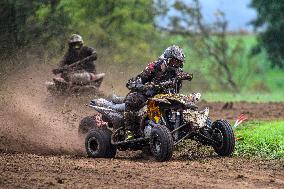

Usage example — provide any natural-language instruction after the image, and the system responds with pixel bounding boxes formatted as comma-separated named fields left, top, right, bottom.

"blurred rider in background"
left=53, top=34, right=104, bottom=87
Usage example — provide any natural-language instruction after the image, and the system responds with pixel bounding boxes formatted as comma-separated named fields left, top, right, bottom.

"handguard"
left=126, top=79, right=171, bottom=93
left=126, top=78, right=145, bottom=91
left=126, top=72, right=192, bottom=93
left=177, top=72, right=193, bottom=81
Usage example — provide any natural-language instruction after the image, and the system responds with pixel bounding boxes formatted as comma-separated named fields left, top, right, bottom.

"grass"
left=203, top=92, right=284, bottom=102
left=234, top=121, right=284, bottom=159
left=265, top=69, right=284, bottom=92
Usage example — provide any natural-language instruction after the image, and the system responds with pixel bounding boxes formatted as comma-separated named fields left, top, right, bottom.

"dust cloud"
left=0, top=62, right=96, bottom=155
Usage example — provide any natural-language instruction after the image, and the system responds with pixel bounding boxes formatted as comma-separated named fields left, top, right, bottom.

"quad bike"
left=46, top=56, right=105, bottom=95
left=79, top=81, right=235, bottom=162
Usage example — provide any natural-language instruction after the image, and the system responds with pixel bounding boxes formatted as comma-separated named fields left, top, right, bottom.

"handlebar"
left=52, top=54, right=96, bottom=75
left=127, top=72, right=193, bottom=94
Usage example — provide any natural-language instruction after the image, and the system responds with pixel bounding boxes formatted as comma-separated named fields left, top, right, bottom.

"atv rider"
left=125, top=45, right=193, bottom=140
left=53, top=34, right=104, bottom=87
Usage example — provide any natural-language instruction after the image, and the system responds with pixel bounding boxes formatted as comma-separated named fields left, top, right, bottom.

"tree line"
left=0, top=0, right=282, bottom=91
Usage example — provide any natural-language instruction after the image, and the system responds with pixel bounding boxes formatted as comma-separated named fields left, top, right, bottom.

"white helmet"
left=69, top=34, right=83, bottom=44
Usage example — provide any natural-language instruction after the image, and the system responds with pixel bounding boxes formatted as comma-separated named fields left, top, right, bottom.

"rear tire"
left=211, top=120, right=235, bottom=156
left=104, top=129, right=117, bottom=158
left=85, top=128, right=117, bottom=158
left=150, top=125, right=173, bottom=162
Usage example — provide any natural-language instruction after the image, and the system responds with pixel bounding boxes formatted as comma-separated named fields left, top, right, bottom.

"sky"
left=199, top=0, right=257, bottom=31
left=163, top=0, right=257, bottom=31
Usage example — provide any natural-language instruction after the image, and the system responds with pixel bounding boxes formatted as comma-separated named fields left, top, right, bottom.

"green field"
left=234, top=121, right=284, bottom=159
left=161, top=34, right=284, bottom=102
left=203, top=92, right=284, bottom=102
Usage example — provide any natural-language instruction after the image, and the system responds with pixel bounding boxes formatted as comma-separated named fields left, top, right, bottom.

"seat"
left=109, top=103, right=125, bottom=112
left=109, top=94, right=125, bottom=104
left=91, top=98, right=125, bottom=112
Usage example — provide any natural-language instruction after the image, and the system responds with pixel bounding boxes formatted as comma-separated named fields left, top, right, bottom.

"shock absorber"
left=173, top=111, right=181, bottom=140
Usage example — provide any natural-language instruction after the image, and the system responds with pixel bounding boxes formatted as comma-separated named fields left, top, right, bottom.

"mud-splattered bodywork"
left=84, top=92, right=235, bottom=159
left=148, top=93, right=209, bottom=128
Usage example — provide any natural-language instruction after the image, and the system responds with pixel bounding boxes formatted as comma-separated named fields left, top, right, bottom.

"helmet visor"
left=70, top=42, right=82, bottom=49
left=170, top=58, right=184, bottom=68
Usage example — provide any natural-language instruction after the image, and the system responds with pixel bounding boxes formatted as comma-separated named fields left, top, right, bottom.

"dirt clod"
left=236, top=174, right=245, bottom=179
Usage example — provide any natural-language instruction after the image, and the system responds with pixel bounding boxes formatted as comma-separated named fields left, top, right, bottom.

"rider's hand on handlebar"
left=186, top=73, right=193, bottom=81
left=177, top=72, right=193, bottom=81
left=160, top=80, right=175, bottom=88
left=143, top=82, right=155, bottom=90
left=52, top=69, right=60, bottom=74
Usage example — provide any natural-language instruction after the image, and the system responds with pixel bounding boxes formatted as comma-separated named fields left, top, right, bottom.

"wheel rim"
left=88, top=137, right=99, bottom=154
left=151, top=134, right=162, bottom=155
left=212, top=128, right=224, bottom=149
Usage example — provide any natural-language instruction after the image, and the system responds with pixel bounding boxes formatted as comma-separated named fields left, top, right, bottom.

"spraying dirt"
left=0, top=63, right=87, bottom=155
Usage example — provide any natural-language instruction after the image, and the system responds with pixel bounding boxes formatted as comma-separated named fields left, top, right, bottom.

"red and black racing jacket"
left=126, top=58, right=192, bottom=96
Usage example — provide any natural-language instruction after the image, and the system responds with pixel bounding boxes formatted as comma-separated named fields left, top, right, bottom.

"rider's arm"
left=138, top=62, right=157, bottom=84
left=85, top=47, right=97, bottom=61
left=176, top=68, right=193, bottom=81
left=126, top=62, right=156, bottom=91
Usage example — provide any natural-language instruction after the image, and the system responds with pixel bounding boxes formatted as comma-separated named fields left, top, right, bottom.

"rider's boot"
left=125, top=130, right=134, bottom=140
left=124, top=111, right=136, bottom=140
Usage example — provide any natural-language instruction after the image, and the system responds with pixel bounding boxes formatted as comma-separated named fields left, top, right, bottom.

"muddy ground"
left=0, top=153, right=283, bottom=189
left=0, top=63, right=283, bottom=188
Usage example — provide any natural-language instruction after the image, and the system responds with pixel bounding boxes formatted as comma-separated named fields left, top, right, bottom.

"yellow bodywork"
left=147, top=100, right=161, bottom=123
left=147, top=94, right=188, bottom=123
left=147, top=93, right=198, bottom=123
left=147, top=93, right=208, bottom=128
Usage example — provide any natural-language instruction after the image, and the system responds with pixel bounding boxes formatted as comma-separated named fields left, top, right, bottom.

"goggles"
left=70, top=42, right=82, bottom=49
left=170, top=58, right=184, bottom=68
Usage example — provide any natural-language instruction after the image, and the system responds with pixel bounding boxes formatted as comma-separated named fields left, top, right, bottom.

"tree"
left=0, top=0, right=160, bottom=66
left=60, top=0, right=158, bottom=63
left=161, top=0, right=244, bottom=91
left=250, top=0, right=284, bottom=69
left=0, top=0, right=71, bottom=57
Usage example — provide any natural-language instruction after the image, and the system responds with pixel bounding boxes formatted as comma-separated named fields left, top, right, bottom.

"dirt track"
left=0, top=63, right=284, bottom=188
left=199, top=101, right=284, bottom=121
left=1, top=153, right=283, bottom=189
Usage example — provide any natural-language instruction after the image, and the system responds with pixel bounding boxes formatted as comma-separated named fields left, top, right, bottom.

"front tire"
left=150, top=125, right=174, bottom=162
left=85, top=128, right=117, bottom=158
left=211, top=120, right=235, bottom=156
